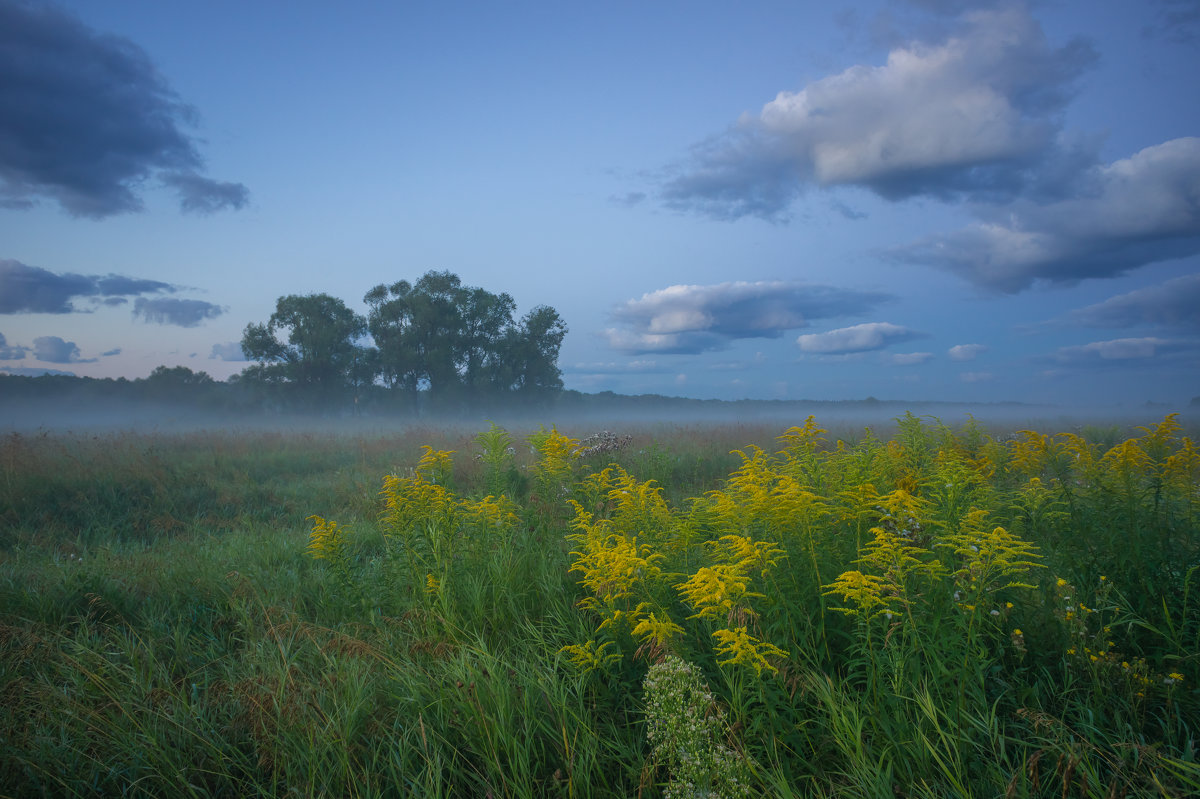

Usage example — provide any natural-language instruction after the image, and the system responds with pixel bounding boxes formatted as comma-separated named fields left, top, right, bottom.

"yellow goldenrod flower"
left=560, top=639, right=621, bottom=672
left=528, top=425, right=580, bottom=493
left=415, top=445, right=456, bottom=484
left=631, top=610, right=685, bottom=649
left=676, top=563, right=756, bottom=621
left=822, top=570, right=896, bottom=619
left=570, top=532, right=663, bottom=604
left=718, top=534, right=784, bottom=579
left=305, top=515, right=348, bottom=562
left=711, top=626, right=787, bottom=675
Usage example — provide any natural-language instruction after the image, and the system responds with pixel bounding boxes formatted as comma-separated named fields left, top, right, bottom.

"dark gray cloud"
left=161, top=171, right=250, bottom=215
left=658, top=7, right=1096, bottom=221
left=890, top=138, right=1200, bottom=292
left=100, top=347, right=121, bottom=357
left=1144, top=0, right=1200, bottom=44
left=603, top=280, right=891, bottom=354
left=0, top=331, right=27, bottom=359
left=796, top=322, right=923, bottom=354
left=133, top=297, right=225, bottom=327
left=32, top=335, right=95, bottom=363
left=0, top=0, right=248, bottom=217
left=209, top=341, right=248, bottom=361
left=1, top=259, right=96, bottom=313
left=94, top=274, right=176, bottom=296
left=1059, top=274, right=1200, bottom=330
left=0, top=258, right=176, bottom=313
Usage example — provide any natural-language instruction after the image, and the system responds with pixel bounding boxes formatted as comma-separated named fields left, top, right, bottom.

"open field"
left=2, top=413, right=1199, bottom=797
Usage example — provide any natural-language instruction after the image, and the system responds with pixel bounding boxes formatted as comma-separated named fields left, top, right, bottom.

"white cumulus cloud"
left=659, top=6, right=1095, bottom=219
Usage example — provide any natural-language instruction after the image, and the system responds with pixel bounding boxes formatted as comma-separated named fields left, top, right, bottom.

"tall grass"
left=1, top=415, right=1197, bottom=797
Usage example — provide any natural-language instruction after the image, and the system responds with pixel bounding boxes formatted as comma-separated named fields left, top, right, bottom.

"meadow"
left=1, top=414, right=1197, bottom=797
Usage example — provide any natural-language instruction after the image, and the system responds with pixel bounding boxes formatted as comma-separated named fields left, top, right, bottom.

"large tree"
left=364, top=270, right=566, bottom=410
left=240, top=293, right=368, bottom=411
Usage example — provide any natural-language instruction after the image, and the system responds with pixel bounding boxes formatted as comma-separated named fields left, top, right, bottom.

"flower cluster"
left=527, top=425, right=579, bottom=498
left=643, top=656, right=754, bottom=799
left=575, top=430, right=633, bottom=458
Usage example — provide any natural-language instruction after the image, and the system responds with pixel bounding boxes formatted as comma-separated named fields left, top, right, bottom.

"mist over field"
left=2, top=391, right=1193, bottom=438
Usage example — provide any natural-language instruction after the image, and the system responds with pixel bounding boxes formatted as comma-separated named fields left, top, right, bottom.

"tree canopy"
left=239, top=271, right=566, bottom=413
left=240, top=293, right=370, bottom=411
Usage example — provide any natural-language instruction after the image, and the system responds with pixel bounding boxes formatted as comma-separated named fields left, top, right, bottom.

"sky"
left=1, top=0, right=1198, bottom=407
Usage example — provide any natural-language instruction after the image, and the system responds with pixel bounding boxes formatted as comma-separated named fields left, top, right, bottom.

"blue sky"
left=1, top=0, right=1198, bottom=406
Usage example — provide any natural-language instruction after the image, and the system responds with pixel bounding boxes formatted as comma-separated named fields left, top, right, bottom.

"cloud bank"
left=0, top=259, right=174, bottom=313
left=1, top=259, right=222, bottom=327
left=603, top=280, right=891, bottom=354
left=796, top=322, right=922, bottom=354
left=1049, top=337, right=1200, bottom=366
left=659, top=7, right=1095, bottom=220
left=0, top=0, right=248, bottom=216
left=891, top=138, right=1200, bottom=292
left=1059, top=273, right=1200, bottom=331
left=1, top=259, right=108, bottom=313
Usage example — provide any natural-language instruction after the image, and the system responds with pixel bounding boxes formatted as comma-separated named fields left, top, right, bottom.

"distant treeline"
left=0, top=368, right=260, bottom=415
left=0, top=368, right=1066, bottom=428
left=0, top=365, right=573, bottom=421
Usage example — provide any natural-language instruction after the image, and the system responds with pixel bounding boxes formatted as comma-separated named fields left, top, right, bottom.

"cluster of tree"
left=237, top=271, right=568, bottom=413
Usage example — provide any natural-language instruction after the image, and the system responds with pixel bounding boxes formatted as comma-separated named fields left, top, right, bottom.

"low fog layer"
left=2, top=394, right=1194, bottom=439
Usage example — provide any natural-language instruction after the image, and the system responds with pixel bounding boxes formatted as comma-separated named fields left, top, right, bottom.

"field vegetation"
left=1, top=414, right=1198, bottom=797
